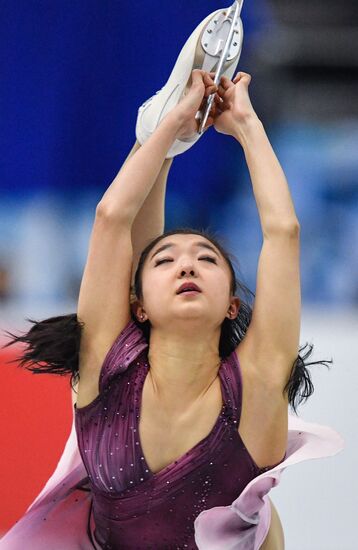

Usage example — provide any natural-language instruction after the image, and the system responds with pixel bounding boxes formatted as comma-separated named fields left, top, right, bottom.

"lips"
left=176, top=282, right=202, bottom=294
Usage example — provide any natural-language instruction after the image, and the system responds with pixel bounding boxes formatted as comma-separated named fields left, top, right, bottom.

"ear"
left=130, top=300, right=146, bottom=322
left=226, top=296, right=241, bottom=320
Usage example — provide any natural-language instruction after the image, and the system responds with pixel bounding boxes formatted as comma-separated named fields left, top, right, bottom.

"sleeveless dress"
left=0, top=319, right=345, bottom=549
left=74, top=319, right=282, bottom=549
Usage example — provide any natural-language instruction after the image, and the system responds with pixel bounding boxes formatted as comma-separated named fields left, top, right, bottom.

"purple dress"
left=0, top=320, right=344, bottom=549
left=74, top=320, right=283, bottom=549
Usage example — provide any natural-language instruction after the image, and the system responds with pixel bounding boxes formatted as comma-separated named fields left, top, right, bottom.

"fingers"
left=214, top=71, right=252, bottom=104
left=215, top=75, right=234, bottom=106
left=216, top=83, right=230, bottom=107
left=203, top=70, right=215, bottom=85
left=192, top=69, right=218, bottom=88
left=190, top=69, right=204, bottom=86
left=208, top=99, right=219, bottom=118
left=191, top=69, right=214, bottom=84
left=202, top=71, right=218, bottom=98
left=195, top=70, right=218, bottom=98
left=204, top=85, right=217, bottom=98
left=219, top=75, right=234, bottom=90
left=214, top=93, right=224, bottom=108
left=204, top=103, right=219, bottom=130
left=206, top=71, right=251, bottom=85
left=233, top=71, right=252, bottom=84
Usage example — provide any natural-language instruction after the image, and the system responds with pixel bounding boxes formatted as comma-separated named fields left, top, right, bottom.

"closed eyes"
left=154, top=256, right=217, bottom=267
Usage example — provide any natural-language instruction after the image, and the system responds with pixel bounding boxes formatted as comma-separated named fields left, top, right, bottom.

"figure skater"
left=1, top=3, right=344, bottom=549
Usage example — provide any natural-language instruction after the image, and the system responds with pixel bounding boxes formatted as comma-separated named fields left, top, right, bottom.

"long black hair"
left=1, top=226, right=333, bottom=414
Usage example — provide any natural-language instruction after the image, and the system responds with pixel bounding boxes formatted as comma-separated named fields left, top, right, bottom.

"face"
left=136, top=234, right=238, bottom=329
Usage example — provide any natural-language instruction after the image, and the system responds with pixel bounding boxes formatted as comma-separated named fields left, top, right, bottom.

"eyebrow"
left=150, top=241, right=221, bottom=262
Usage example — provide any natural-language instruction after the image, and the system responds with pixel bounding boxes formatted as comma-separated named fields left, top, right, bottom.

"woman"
left=1, top=69, right=344, bottom=549
left=76, top=69, right=289, bottom=550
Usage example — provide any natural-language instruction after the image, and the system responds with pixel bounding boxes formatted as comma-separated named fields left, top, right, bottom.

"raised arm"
left=214, top=71, right=301, bottom=388
left=76, top=70, right=218, bottom=408
left=114, top=139, right=174, bottom=286
left=234, top=114, right=301, bottom=389
left=130, top=157, right=173, bottom=284
left=212, top=71, right=300, bottom=468
left=75, top=115, right=181, bottom=408
left=99, top=70, right=217, bottom=225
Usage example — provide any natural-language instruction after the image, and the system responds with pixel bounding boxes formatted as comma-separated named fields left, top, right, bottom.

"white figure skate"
left=135, top=1, right=245, bottom=159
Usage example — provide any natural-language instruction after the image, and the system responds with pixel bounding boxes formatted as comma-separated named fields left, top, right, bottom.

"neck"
left=146, top=324, right=222, bottom=410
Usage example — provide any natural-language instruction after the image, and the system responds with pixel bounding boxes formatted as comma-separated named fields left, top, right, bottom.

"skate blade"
left=195, top=0, right=244, bottom=134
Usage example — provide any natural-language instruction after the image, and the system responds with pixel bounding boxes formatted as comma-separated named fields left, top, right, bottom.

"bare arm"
left=75, top=70, right=216, bottom=407
left=235, top=115, right=299, bottom=234
left=111, top=140, right=173, bottom=284
left=98, top=114, right=181, bottom=226
left=232, top=115, right=299, bottom=469
left=130, top=158, right=172, bottom=283
left=98, top=68, right=217, bottom=239
left=234, top=115, right=301, bottom=387
left=75, top=115, right=179, bottom=407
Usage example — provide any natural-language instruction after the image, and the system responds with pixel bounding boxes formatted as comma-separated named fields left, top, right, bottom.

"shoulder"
left=75, top=319, right=148, bottom=411
left=97, top=318, right=148, bottom=392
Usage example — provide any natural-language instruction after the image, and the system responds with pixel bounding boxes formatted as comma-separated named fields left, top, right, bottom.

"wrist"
left=232, top=114, right=263, bottom=147
left=158, top=111, right=184, bottom=140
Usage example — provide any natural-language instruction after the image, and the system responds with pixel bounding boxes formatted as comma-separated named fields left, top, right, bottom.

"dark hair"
left=1, top=227, right=332, bottom=414
left=1, top=313, right=84, bottom=392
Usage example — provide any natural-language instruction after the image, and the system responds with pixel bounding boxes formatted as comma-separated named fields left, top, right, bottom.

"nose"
left=177, top=259, right=196, bottom=277
left=180, top=267, right=195, bottom=276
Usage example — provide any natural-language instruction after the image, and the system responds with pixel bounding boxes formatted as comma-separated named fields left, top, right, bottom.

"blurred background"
left=0, top=1, right=356, bottom=548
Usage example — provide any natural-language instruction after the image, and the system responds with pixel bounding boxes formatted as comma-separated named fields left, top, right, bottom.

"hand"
left=210, top=71, right=259, bottom=137
left=170, top=69, right=218, bottom=140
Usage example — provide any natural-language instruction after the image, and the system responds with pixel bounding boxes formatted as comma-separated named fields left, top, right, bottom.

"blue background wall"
left=0, top=0, right=357, bottom=309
